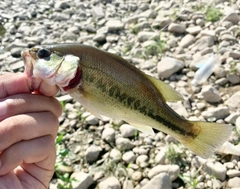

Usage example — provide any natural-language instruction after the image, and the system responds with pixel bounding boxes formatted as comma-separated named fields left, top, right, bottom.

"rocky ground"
left=1, top=0, right=240, bottom=188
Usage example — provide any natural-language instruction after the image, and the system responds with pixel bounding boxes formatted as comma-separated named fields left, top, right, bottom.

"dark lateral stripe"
left=84, top=72, right=195, bottom=137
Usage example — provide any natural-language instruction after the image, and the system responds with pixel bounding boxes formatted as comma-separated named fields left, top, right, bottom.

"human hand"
left=0, top=73, right=62, bottom=189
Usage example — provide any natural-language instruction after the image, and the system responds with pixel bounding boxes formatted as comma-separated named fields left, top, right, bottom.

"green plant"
left=229, top=61, right=238, bottom=74
left=55, top=133, right=75, bottom=189
left=205, top=6, right=223, bottom=22
left=165, top=143, right=186, bottom=167
left=179, top=173, right=199, bottom=189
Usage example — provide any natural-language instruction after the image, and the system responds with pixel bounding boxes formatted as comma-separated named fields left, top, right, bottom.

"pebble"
left=102, top=128, right=115, bottom=142
left=201, top=85, right=222, bottom=103
left=202, top=106, right=230, bottom=119
left=98, top=176, right=121, bottom=189
left=110, top=148, right=122, bottom=162
left=136, top=155, right=149, bottom=168
left=204, top=161, right=227, bottom=181
left=122, top=151, right=136, bottom=164
left=120, top=124, right=138, bottom=138
left=222, top=12, right=240, bottom=25
left=85, top=115, right=99, bottom=125
left=148, top=164, right=180, bottom=181
left=226, top=91, right=240, bottom=109
left=71, top=172, right=94, bottom=189
left=115, top=137, right=135, bottom=151
left=179, top=34, right=195, bottom=48
left=168, top=23, right=186, bottom=33
left=158, top=57, right=184, bottom=79
left=142, top=173, right=171, bottom=189
left=106, top=19, right=124, bottom=32
left=227, top=177, right=240, bottom=188
left=85, top=145, right=102, bottom=163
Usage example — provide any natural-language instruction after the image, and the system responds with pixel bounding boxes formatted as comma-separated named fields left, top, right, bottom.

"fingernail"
left=0, top=101, right=7, bottom=116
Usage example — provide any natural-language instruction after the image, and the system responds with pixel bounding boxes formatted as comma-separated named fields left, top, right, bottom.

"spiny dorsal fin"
left=145, top=74, right=183, bottom=102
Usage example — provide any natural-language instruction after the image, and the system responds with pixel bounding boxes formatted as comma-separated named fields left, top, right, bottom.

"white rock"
left=85, top=145, right=101, bottom=163
left=142, top=173, right=171, bottom=189
left=110, top=148, right=122, bottom=161
left=168, top=23, right=186, bottom=33
left=222, top=12, right=240, bottom=25
left=202, top=106, right=230, bottom=119
left=71, top=172, right=94, bottom=189
left=98, top=176, right=121, bottom=189
left=186, top=26, right=202, bottom=35
left=148, top=164, right=180, bottom=181
left=227, top=177, right=240, bottom=188
left=120, top=124, right=138, bottom=138
left=192, top=36, right=214, bottom=51
left=122, top=151, right=136, bottom=164
left=179, top=34, right=195, bottom=48
left=224, top=113, right=239, bottom=124
left=131, top=171, right=143, bottom=181
left=204, top=161, right=226, bottom=181
left=123, top=180, right=134, bottom=189
left=226, top=91, right=240, bottom=109
left=136, top=155, right=149, bottom=168
left=115, top=137, right=135, bottom=151
left=106, top=19, right=124, bottom=32
left=102, top=128, right=115, bottom=142
left=158, top=57, right=184, bottom=79
left=85, top=115, right=99, bottom=125
left=201, top=85, right=221, bottom=103
left=227, top=170, right=240, bottom=178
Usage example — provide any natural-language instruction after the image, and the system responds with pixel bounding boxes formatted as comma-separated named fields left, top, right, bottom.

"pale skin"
left=0, top=73, right=62, bottom=189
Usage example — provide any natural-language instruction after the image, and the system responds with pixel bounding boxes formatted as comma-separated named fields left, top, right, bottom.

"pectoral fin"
left=145, top=74, right=183, bottom=102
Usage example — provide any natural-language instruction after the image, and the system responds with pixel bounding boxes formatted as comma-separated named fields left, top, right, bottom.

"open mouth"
left=62, top=68, right=82, bottom=91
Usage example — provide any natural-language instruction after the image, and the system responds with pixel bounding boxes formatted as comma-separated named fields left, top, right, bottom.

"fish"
left=21, top=44, right=232, bottom=158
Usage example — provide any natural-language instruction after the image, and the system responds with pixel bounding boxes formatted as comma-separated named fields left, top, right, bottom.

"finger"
left=0, top=112, right=59, bottom=151
left=0, top=93, right=62, bottom=120
left=0, top=73, right=59, bottom=97
left=0, top=73, right=30, bottom=98
left=0, top=135, right=56, bottom=180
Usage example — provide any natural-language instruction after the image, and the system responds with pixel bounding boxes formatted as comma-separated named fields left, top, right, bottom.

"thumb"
left=0, top=73, right=59, bottom=98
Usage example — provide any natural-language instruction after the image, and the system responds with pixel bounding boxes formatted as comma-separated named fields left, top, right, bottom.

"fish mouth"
left=62, top=68, right=82, bottom=91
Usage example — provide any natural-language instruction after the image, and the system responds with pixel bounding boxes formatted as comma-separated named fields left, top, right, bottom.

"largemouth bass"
left=21, top=44, right=232, bottom=158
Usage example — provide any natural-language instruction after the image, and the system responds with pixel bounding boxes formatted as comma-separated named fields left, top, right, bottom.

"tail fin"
left=180, top=122, right=232, bottom=158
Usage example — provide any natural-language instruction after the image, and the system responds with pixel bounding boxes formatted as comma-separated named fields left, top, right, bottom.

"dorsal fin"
left=145, top=74, right=183, bottom=102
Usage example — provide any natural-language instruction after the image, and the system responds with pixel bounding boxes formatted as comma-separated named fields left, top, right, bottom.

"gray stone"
left=115, top=137, right=135, bottom=151
left=202, top=106, right=230, bottom=119
left=186, top=26, right=202, bottom=35
left=98, top=176, right=121, bottom=189
left=222, top=12, right=240, bottom=25
left=131, top=171, right=143, bottom=181
left=227, top=177, right=240, bottom=188
left=142, top=173, right=171, bottom=189
left=155, top=148, right=166, bottom=164
left=123, top=180, right=134, bottom=189
left=102, top=128, right=115, bottom=142
left=226, top=91, right=240, bottom=109
left=137, top=31, right=159, bottom=42
left=192, top=36, right=214, bottom=51
left=179, top=34, right=195, bottom=48
left=148, top=165, right=180, bottom=181
left=122, top=151, right=136, bottom=164
left=136, top=155, right=149, bottom=168
left=92, top=6, right=105, bottom=19
left=110, top=148, right=122, bottom=161
left=120, top=124, right=138, bottom=138
left=54, top=1, right=70, bottom=9
left=201, top=85, right=222, bottom=103
left=106, top=19, right=124, bottom=32
left=168, top=23, right=186, bottom=33
left=214, top=66, right=227, bottom=78
left=71, top=172, right=94, bottom=189
left=85, top=145, right=101, bottom=163
left=227, top=74, right=240, bottom=84
left=204, top=161, right=227, bottom=181
left=85, top=115, right=99, bottom=125
left=227, top=170, right=240, bottom=178
left=158, top=57, right=184, bottom=79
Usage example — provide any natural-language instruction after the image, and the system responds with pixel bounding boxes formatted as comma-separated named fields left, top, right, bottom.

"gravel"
left=1, top=0, right=240, bottom=189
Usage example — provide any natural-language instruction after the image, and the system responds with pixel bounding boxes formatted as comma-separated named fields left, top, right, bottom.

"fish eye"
left=37, top=48, right=51, bottom=59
